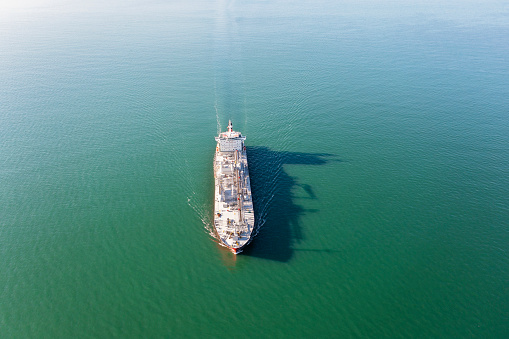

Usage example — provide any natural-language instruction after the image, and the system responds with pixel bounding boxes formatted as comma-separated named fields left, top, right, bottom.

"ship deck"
left=214, top=149, right=254, bottom=252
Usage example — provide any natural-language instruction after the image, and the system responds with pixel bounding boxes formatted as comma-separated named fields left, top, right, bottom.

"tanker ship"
left=213, top=120, right=255, bottom=254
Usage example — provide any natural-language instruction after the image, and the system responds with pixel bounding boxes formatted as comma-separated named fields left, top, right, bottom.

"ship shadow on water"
left=242, top=146, right=334, bottom=262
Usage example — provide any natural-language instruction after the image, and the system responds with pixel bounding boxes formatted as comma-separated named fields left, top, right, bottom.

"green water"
left=1, top=1, right=508, bottom=337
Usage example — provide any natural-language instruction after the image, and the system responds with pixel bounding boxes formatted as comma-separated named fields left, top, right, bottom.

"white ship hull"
left=213, top=121, right=255, bottom=254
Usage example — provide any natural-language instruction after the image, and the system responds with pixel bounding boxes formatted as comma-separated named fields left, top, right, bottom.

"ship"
left=213, top=120, right=255, bottom=254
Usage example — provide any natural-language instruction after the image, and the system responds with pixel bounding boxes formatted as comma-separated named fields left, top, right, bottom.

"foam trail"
left=187, top=194, right=216, bottom=238
left=214, top=77, right=221, bottom=134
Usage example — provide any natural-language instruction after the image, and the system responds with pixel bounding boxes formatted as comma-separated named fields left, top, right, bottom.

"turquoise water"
left=1, top=1, right=508, bottom=337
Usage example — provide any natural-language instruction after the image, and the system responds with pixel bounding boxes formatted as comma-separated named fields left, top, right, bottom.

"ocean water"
left=1, top=1, right=508, bottom=337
